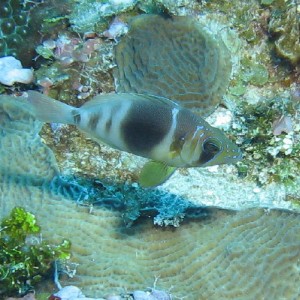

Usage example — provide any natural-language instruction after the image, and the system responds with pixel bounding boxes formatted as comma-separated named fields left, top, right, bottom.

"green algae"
left=286, top=194, right=300, bottom=208
left=36, top=44, right=54, bottom=60
left=260, top=0, right=274, bottom=5
left=233, top=98, right=299, bottom=187
left=229, top=81, right=247, bottom=96
left=240, top=59, right=269, bottom=86
left=0, top=207, right=71, bottom=297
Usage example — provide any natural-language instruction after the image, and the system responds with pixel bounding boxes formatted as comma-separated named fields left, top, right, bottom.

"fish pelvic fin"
left=139, top=161, right=177, bottom=188
left=26, top=91, right=77, bottom=124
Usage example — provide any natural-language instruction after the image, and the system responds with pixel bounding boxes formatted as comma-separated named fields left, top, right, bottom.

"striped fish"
left=25, top=91, right=242, bottom=187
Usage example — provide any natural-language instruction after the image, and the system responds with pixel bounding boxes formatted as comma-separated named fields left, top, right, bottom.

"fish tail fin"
left=26, top=91, right=76, bottom=124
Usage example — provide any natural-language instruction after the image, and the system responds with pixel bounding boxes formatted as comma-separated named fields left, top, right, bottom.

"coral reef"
left=1, top=92, right=299, bottom=299
left=6, top=292, right=36, bottom=300
left=0, top=94, right=58, bottom=191
left=0, top=94, right=90, bottom=216
left=0, top=93, right=212, bottom=227
left=0, top=56, right=33, bottom=86
left=69, top=0, right=137, bottom=33
left=1, top=0, right=300, bottom=298
left=0, top=0, right=34, bottom=64
left=114, top=14, right=232, bottom=115
left=232, top=95, right=300, bottom=188
left=34, top=32, right=115, bottom=102
left=268, top=0, right=300, bottom=65
left=48, top=285, right=172, bottom=300
left=49, top=286, right=87, bottom=300
left=0, top=0, right=71, bottom=67
left=29, top=0, right=299, bottom=211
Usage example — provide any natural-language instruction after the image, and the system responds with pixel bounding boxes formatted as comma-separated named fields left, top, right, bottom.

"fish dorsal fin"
left=81, top=93, right=180, bottom=110
left=141, top=93, right=180, bottom=108
left=139, top=161, right=177, bottom=188
left=80, top=93, right=122, bottom=109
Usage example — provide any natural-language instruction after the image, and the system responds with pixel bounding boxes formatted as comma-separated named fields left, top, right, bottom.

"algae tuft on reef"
left=0, top=207, right=71, bottom=297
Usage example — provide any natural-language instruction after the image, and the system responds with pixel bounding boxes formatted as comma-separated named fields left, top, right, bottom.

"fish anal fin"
left=139, top=161, right=176, bottom=188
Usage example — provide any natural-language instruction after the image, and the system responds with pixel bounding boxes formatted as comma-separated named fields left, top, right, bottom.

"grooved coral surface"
left=7, top=202, right=300, bottom=300
left=61, top=208, right=300, bottom=299
left=114, top=14, right=232, bottom=116
left=0, top=95, right=70, bottom=216
left=0, top=97, right=57, bottom=177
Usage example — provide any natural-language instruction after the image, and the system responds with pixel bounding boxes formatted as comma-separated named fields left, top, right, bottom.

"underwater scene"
left=0, top=0, right=300, bottom=299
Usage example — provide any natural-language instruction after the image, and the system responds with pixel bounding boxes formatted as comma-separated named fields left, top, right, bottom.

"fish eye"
left=203, top=140, right=220, bottom=155
left=199, top=138, right=221, bottom=163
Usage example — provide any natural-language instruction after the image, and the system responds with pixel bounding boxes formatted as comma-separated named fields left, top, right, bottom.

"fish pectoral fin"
left=139, top=161, right=177, bottom=188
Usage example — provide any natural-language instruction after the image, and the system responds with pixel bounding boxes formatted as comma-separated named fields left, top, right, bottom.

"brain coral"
left=0, top=96, right=58, bottom=197
left=114, top=14, right=232, bottom=116
left=0, top=95, right=83, bottom=216
left=11, top=204, right=300, bottom=300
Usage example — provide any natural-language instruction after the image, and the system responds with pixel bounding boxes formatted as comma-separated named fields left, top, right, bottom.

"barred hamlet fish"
left=23, top=91, right=242, bottom=187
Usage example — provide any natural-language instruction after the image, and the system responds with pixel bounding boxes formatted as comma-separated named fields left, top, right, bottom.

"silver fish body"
left=26, top=91, right=241, bottom=169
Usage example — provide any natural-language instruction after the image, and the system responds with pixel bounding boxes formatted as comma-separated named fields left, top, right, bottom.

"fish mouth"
left=200, top=145, right=242, bottom=167
left=221, top=148, right=243, bottom=164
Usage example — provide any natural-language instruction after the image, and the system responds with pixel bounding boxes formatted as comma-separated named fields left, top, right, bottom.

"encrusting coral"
left=268, top=0, right=300, bottom=65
